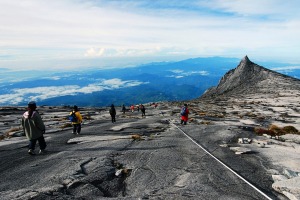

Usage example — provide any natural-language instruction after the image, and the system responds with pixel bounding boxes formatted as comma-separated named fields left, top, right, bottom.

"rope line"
left=169, top=121, right=273, bottom=200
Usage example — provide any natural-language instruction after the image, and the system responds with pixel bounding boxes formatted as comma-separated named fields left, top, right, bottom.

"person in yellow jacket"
left=21, top=101, right=47, bottom=155
left=70, top=105, right=83, bottom=135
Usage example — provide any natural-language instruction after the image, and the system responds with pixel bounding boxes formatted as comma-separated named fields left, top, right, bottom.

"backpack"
left=69, top=111, right=78, bottom=122
left=180, top=107, right=186, bottom=116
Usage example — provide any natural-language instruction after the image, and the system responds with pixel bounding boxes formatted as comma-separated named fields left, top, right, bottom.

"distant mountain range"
left=0, top=56, right=299, bottom=107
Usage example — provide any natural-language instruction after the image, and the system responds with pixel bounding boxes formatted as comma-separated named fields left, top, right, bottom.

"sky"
left=0, top=0, right=300, bottom=71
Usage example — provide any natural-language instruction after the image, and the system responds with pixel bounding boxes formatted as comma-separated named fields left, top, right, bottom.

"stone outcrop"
left=272, top=174, right=300, bottom=200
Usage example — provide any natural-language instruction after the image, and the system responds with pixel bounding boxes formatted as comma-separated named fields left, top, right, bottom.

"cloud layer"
left=0, top=0, right=300, bottom=70
left=0, top=78, right=146, bottom=105
left=167, top=69, right=209, bottom=78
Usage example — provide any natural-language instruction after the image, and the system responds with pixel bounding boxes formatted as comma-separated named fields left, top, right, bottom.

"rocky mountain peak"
left=240, top=55, right=251, bottom=64
left=201, top=56, right=300, bottom=98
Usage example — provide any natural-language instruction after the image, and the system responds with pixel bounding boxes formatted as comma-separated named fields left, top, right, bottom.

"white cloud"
left=168, top=69, right=209, bottom=78
left=0, top=93, right=25, bottom=105
left=43, top=76, right=61, bottom=80
left=0, top=78, right=147, bottom=105
left=84, top=48, right=105, bottom=57
left=271, top=66, right=300, bottom=71
left=0, top=0, right=300, bottom=70
left=270, top=66, right=300, bottom=73
left=166, top=75, right=185, bottom=79
left=185, top=71, right=210, bottom=76
left=84, top=47, right=164, bottom=58
left=200, top=0, right=300, bottom=17
left=169, top=70, right=184, bottom=73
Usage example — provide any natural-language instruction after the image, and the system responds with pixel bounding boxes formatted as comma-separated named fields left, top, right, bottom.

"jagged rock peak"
left=238, top=55, right=254, bottom=67
left=241, top=55, right=251, bottom=63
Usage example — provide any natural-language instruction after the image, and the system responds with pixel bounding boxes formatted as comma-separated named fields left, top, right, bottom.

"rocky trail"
left=0, top=102, right=298, bottom=200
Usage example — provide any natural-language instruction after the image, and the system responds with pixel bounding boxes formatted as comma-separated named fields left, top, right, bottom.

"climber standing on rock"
left=122, top=104, right=126, bottom=114
left=141, top=104, right=146, bottom=117
left=109, top=104, right=116, bottom=123
left=180, top=104, right=189, bottom=125
left=70, top=105, right=83, bottom=135
left=21, top=101, right=47, bottom=155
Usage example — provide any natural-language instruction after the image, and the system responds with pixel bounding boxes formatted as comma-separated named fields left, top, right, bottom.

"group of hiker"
left=21, top=101, right=189, bottom=155
left=21, top=102, right=84, bottom=155
left=110, top=104, right=146, bottom=123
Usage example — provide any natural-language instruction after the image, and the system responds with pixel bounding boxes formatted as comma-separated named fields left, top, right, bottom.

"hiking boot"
left=28, top=149, right=36, bottom=155
left=39, top=149, right=47, bottom=154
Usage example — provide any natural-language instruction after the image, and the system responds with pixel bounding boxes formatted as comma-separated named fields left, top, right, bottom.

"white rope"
left=170, top=121, right=273, bottom=200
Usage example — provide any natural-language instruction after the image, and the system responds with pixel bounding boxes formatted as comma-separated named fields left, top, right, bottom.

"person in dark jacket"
left=140, top=104, right=146, bottom=117
left=21, top=101, right=47, bottom=155
left=109, top=104, right=116, bottom=123
left=122, top=104, right=126, bottom=114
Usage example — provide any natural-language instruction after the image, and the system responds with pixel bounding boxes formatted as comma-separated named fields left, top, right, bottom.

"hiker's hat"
left=28, top=101, right=37, bottom=108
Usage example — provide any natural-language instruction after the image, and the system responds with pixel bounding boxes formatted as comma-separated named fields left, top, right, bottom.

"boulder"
left=238, top=138, right=252, bottom=144
left=229, top=147, right=252, bottom=154
left=272, top=176, right=300, bottom=200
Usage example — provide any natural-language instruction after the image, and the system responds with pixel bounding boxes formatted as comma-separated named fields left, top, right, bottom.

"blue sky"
left=0, top=0, right=300, bottom=70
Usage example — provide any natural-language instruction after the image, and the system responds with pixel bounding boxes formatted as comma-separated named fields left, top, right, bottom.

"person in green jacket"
left=21, top=101, right=47, bottom=155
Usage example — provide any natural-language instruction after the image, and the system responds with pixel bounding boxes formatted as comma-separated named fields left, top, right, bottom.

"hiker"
left=21, top=101, right=47, bottom=155
left=180, top=104, right=189, bottom=125
left=141, top=104, right=146, bottom=117
left=130, top=105, right=135, bottom=112
left=122, top=104, right=126, bottom=114
left=70, top=105, right=83, bottom=135
left=109, top=104, right=116, bottom=123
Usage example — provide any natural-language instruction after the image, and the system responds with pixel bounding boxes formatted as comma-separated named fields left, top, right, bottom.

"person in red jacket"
left=180, top=104, right=189, bottom=125
left=130, top=105, right=135, bottom=112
